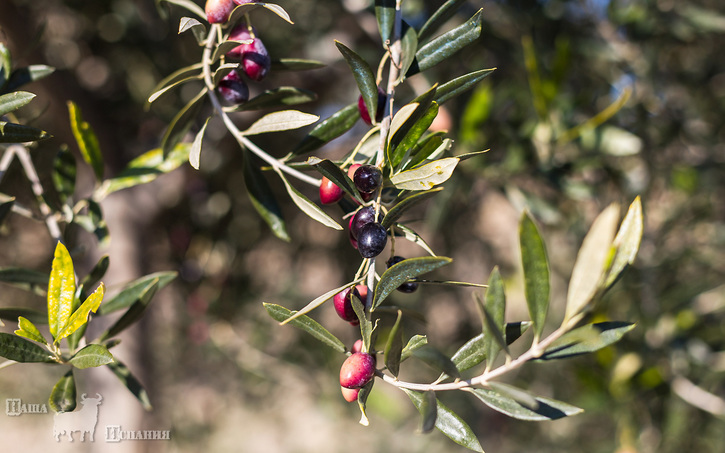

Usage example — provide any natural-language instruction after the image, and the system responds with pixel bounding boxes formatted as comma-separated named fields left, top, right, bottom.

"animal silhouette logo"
left=53, top=393, right=103, bottom=442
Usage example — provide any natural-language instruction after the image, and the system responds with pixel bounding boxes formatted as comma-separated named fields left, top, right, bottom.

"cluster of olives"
left=206, top=0, right=271, bottom=105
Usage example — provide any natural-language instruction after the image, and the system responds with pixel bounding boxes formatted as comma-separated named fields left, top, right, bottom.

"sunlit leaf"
left=69, top=344, right=113, bottom=369
left=14, top=316, right=47, bottom=345
left=273, top=167, right=342, bottom=230
left=242, top=110, right=319, bottom=136
left=384, top=310, right=404, bottom=377
left=390, top=157, right=459, bottom=191
left=52, top=145, right=76, bottom=205
left=47, top=242, right=76, bottom=340
left=408, top=10, right=483, bottom=77
left=263, top=303, right=346, bottom=353
left=401, top=334, right=428, bottom=361
left=604, top=197, right=643, bottom=289
left=6, top=65, right=55, bottom=92
left=49, top=370, right=76, bottom=413
left=466, top=387, right=583, bottom=421
left=357, top=380, right=374, bottom=426
left=189, top=117, right=209, bottom=170
left=403, top=389, right=484, bottom=452
left=0, top=91, right=35, bottom=116
left=519, top=211, right=550, bottom=341
left=374, top=257, right=452, bottom=310
left=392, top=223, right=437, bottom=256
left=178, top=16, right=206, bottom=44
left=291, top=102, right=360, bottom=156
left=435, top=68, right=496, bottom=105
left=280, top=281, right=356, bottom=325
left=417, top=0, right=468, bottom=42
left=375, top=0, right=395, bottom=44
left=351, top=294, right=375, bottom=354
left=68, top=101, right=104, bottom=181
left=390, top=102, right=439, bottom=167
left=398, top=22, right=418, bottom=83
left=0, top=333, right=55, bottom=363
left=564, top=204, right=620, bottom=324
left=161, top=88, right=207, bottom=157
left=55, top=283, right=105, bottom=344
left=477, top=267, right=508, bottom=367
left=539, top=321, right=636, bottom=360
left=107, top=359, right=153, bottom=410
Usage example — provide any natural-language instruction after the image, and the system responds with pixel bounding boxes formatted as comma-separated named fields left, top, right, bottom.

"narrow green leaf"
left=161, top=88, right=207, bottom=157
left=48, top=242, right=76, bottom=340
left=273, top=167, right=342, bottom=230
left=0, top=91, right=35, bottom=116
left=68, top=101, right=104, bottom=181
left=488, top=382, right=539, bottom=410
left=357, top=380, right=374, bottom=426
left=390, top=157, right=459, bottom=191
left=178, top=16, right=206, bottom=45
left=306, top=157, right=363, bottom=203
left=69, top=344, right=113, bottom=369
left=6, top=65, right=55, bottom=92
left=391, top=86, right=437, bottom=153
left=52, top=145, right=77, bottom=205
left=417, top=0, right=468, bottom=42
left=384, top=310, right=404, bottom=377
left=243, top=110, right=319, bottom=136
left=107, top=359, right=153, bottom=410
left=398, top=22, right=418, bottom=83
left=0, top=308, right=47, bottom=325
left=450, top=322, right=531, bottom=373
left=263, top=303, right=346, bottom=353
left=0, top=333, right=55, bottom=363
left=375, top=0, right=395, bottom=44
left=49, top=370, right=76, bottom=413
left=98, top=279, right=159, bottom=341
left=519, top=211, right=550, bottom=341
left=401, top=334, right=428, bottom=361
left=189, top=117, right=209, bottom=170
left=98, top=272, right=176, bottom=315
left=418, top=391, right=438, bottom=433
left=403, top=390, right=484, bottom=452
left=228, top=87, right=317, bottom=112
left=335, top=41, right=378, bottom=124
left=95, top=144, right=189, bottom=199
left=0, top=43, right=10, bottom=88
left=540, top=321, right=636, bottom=360
left=466, top=387, right=583, bottom=421
left=351, top=294, right=375, bottom=354
left=564, top=204, right=620, bottom=324
left=291, top=102, right=360, bottom=156
left=243, top=150, right=290, bottom=241
left=80, top=255, right=110, bottom=291
left=0, top=121, right=51, bottom=143
left=390, top=102, right=439, bottom=167
left=271, top=58, right=326, bottom=71
left=146, top=63, right=203, bottom=105
left=604, top=197, right=643, bottom=289
left=478, top=267, right=507, bottom=367
left=412, top=345, right=460, bottom=379
left=260, top=3, right=294, bottom=24
left=435, top=68, right=496, bottom=105
left=388, top=103, right=419, bottom=148
left=15, top=316, right=47, bottom=345
left=212, top=39, right=253, bottom=62
left=0, top=267, right=48, bottom=286
left=381, top=188, right=443, bottom=229
left=402, top=134, right=447, bottom=171
left=408, top=9, right=483, bottom=77
left=83, top=199, right=110, bottom=247
left=392, top=223, right=438, bottom=256
left=374, top=257, right=452, bottom=310
left=280, top=281, right=356, bottom=325
left=55, top=283, right=105, bottom=343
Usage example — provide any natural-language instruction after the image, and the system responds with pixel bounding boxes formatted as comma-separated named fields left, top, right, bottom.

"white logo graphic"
left=5, top=398, right=48, bottom=416
left=53, top=393, right=103, bottom=442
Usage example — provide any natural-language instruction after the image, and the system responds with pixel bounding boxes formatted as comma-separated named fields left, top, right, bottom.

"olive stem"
left=201, top=25, right=320, bottom=187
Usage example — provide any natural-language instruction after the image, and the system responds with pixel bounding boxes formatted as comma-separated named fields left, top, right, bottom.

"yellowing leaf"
left=390, top=157, right=459, bottom=190
left=48, top=242, right=76, bottom=340
left=55, top=283, right=105, bottom=344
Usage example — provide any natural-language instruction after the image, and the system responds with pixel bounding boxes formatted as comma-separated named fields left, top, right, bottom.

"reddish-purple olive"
left=319, top=177, right=344, bottom=205
left=357, top=222, right=387, bottom=258
left=386, top=256, right=419, bottom=293
left=334, top=286, right=360, bottom=325
left=351, top=339, right=364, bottom=354
left=232, top=0, right=254, bottom=4
left=226, top=25, right=270, bottom=81
left=358, top=87, right=386, bottom=125
left=341, top=386, right=360, bottom=403
left=353, top=165, right=383, bottom=194
left=217, top=70, right=249, bottom=104
left=350, top=206, right=377, bottom=240
left=340, top=352, right=376, bottom=389
left=205, top=0, right=235, bottom=24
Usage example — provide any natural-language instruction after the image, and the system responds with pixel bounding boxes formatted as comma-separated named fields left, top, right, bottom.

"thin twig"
left=201, top=25, right=320, bottom=187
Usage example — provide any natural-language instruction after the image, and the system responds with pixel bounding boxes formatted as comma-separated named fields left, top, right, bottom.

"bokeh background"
left=1, top=0, right=724, bottom=452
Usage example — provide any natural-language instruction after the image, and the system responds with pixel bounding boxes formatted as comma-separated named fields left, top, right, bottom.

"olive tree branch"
left=201, top=25, right=320, bottom=187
